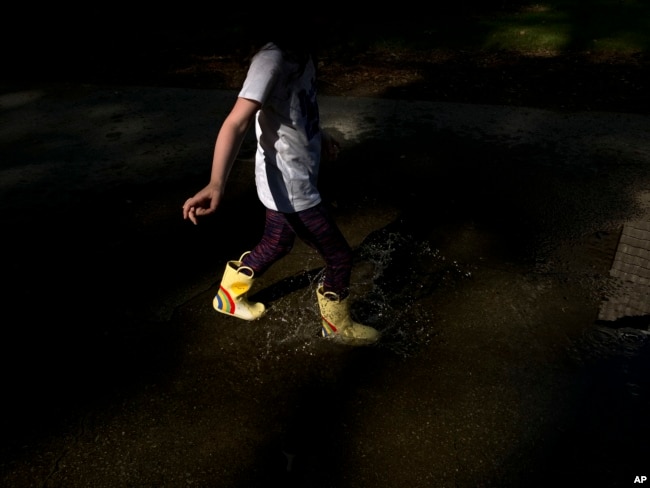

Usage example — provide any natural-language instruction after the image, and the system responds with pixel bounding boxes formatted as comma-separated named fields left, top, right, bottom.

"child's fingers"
left=188, top=207, right=198, bottom=225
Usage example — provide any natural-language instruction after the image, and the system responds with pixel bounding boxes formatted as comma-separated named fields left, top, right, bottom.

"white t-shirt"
left=238, top=43, right=322, bottom=213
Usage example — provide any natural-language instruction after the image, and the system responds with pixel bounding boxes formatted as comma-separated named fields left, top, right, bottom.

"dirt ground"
left=3, top=22, right=649, bottom=114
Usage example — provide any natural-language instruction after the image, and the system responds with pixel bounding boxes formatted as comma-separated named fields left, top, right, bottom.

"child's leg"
left=242, top=208, right=296, bottom=275
left=285, top=203, right=353, bottom=299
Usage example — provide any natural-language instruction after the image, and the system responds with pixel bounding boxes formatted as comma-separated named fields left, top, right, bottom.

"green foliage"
left=480, top=0, right=650, bottom=53
left=331, top=0, right=650, bottom=56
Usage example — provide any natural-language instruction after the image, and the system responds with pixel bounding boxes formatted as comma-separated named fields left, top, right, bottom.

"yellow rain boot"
left=213, top=253, right=265, bottom=321
left=317, top=287, right=380, bottom=345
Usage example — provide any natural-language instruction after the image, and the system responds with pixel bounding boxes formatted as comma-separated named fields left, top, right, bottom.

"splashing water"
left=249, top=229, right=474, bottom=362
left=352, top=229, right=473, bottom=357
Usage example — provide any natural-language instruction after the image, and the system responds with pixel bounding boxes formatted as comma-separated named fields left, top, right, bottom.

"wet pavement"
left=1, top=84, right=650, bottom=487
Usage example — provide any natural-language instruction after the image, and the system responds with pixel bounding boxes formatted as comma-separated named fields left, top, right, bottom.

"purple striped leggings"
left=241, top=202, right=353, bottom=298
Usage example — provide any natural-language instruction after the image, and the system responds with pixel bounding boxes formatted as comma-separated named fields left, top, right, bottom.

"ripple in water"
left=255, top=229, right=474, bottom=360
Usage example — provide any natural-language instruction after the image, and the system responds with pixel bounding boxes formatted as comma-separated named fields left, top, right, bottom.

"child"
left=182, top=32, right=379, bottom=345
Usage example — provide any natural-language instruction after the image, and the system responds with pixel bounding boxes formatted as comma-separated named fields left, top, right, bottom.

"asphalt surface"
left=1, top=84, right=650, bottom=487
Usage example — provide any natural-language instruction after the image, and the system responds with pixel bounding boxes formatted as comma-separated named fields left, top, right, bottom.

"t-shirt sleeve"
left=238, top=49, right=282, bottom=105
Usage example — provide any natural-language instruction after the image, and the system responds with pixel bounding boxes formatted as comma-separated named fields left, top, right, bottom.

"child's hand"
left=321, top=130, right=341, bottom=162
left=182, top=185, right=221, bottom=225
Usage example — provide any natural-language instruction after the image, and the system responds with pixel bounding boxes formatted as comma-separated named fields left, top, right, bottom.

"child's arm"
left=183, top=97, right=261, bottom=225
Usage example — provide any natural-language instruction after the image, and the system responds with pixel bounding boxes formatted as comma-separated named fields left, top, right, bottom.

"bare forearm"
left=209, top=123, right=248, bottom=191
left=182, top=97, right=259, bottom=224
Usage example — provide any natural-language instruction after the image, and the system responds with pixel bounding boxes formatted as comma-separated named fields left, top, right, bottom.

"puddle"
left=216, top=226, right=477, bottom=372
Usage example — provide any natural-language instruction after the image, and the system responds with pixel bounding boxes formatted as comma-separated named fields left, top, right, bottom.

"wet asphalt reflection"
left=1, top=86, right=649, bottom=487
